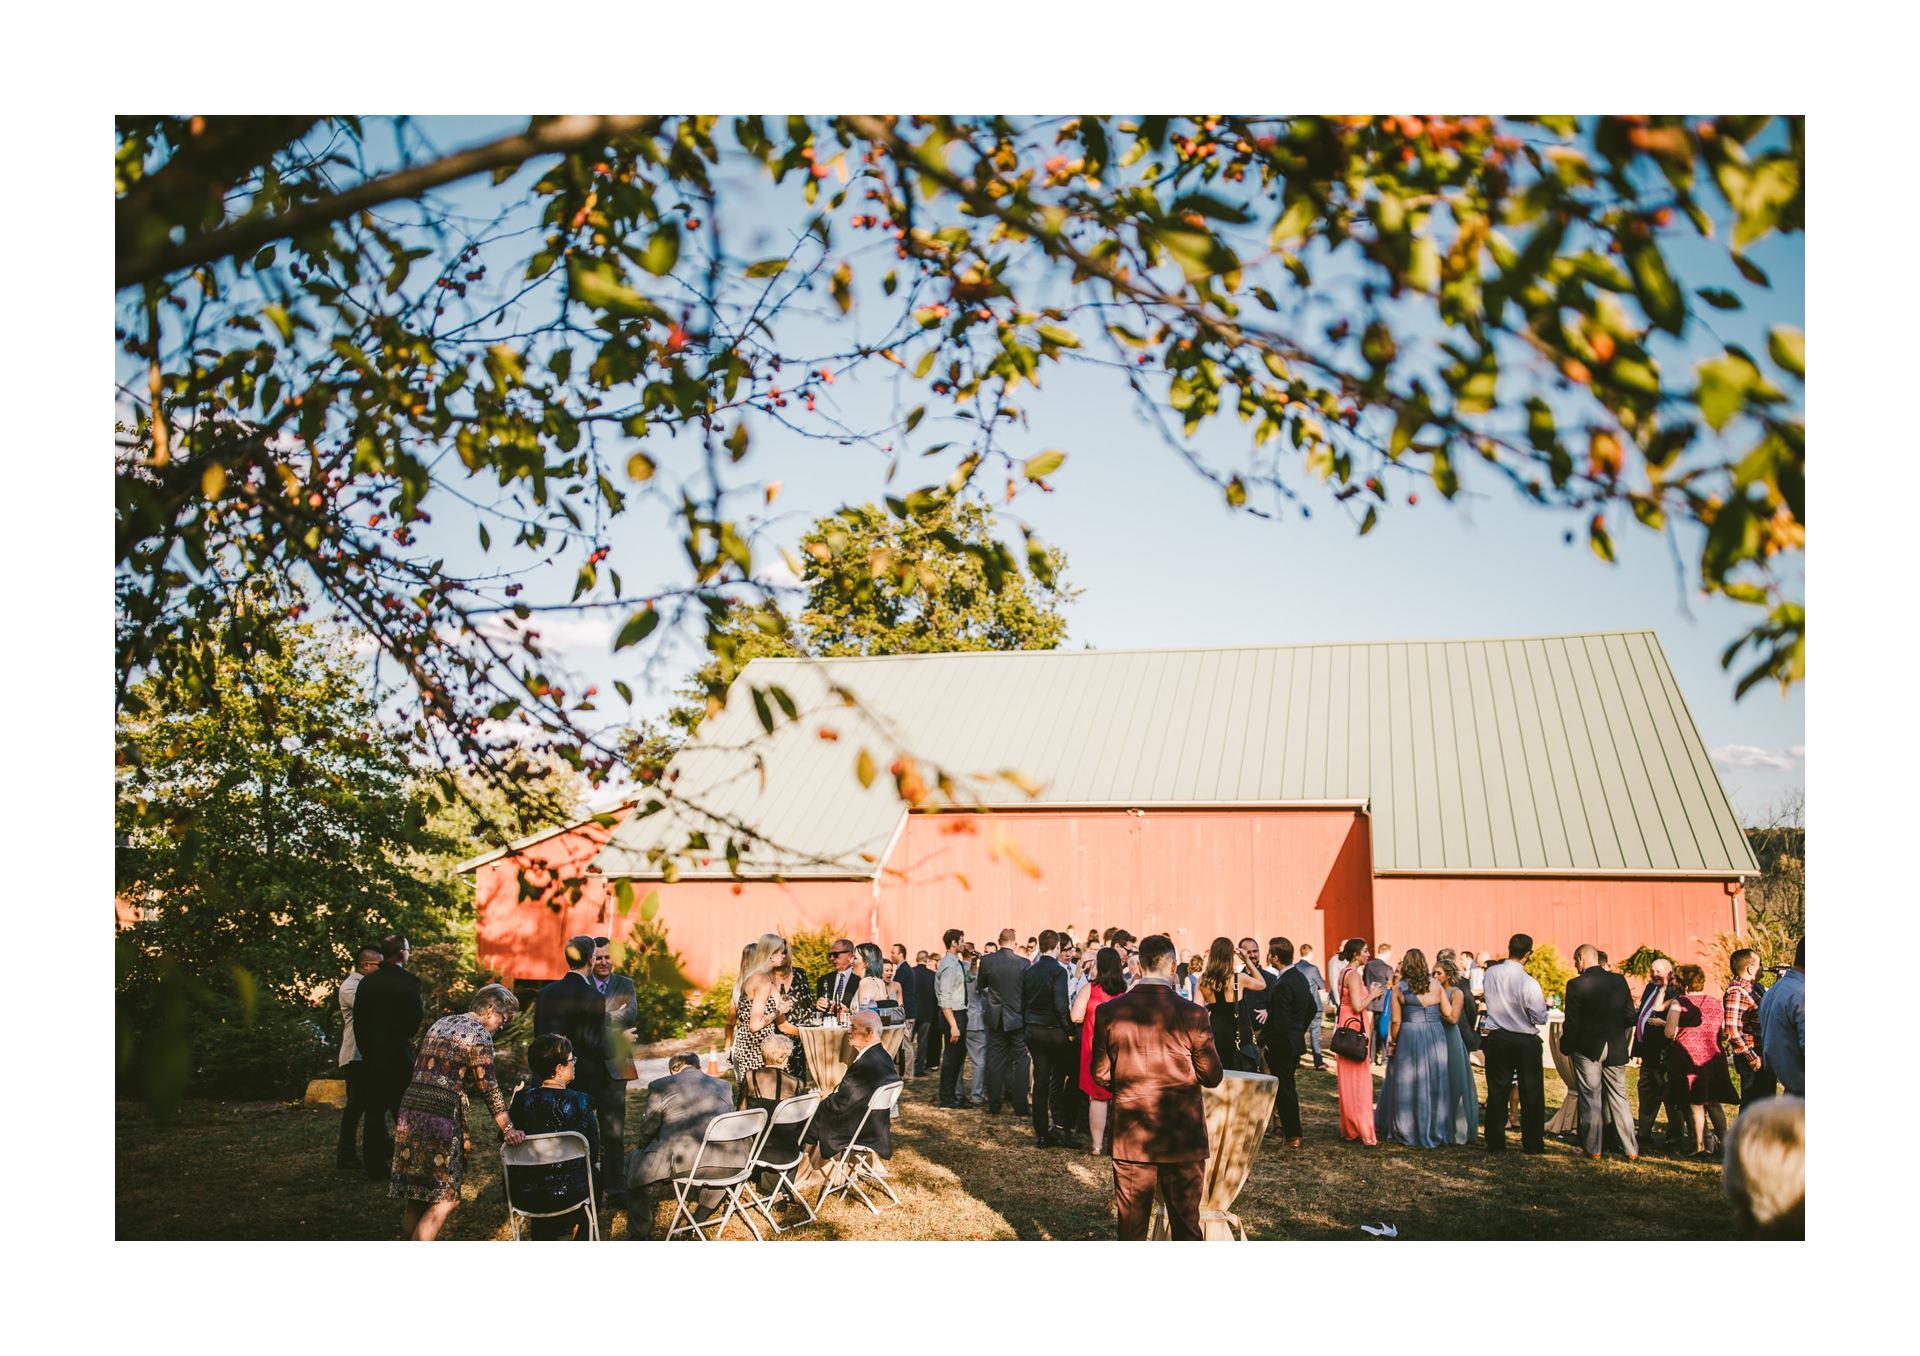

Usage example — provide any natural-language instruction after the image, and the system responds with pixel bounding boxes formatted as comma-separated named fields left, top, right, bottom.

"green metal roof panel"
left=590, top=631, right=1761, bottom=879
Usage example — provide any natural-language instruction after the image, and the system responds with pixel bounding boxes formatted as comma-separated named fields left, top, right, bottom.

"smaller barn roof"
left=593, top=632, right=1760, bottom=881
left=455, top=799, right=637, bottom=875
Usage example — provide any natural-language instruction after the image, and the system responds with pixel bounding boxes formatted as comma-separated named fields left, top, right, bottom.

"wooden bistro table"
left=796, top=1021, right=910, bottom=1095
left=1148, top=1068, right=1278, bottom=1241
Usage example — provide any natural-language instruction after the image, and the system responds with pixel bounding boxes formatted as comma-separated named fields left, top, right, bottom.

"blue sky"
left=118, top=116, right=1806, bottom=824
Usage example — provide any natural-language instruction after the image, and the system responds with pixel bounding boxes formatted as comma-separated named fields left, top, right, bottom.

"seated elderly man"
left=795, top=1010, right=899, bottom=1191
left=624, top=1050, right=746, bottom=1239
left=1723, top=1094, right=1804, bottom=1239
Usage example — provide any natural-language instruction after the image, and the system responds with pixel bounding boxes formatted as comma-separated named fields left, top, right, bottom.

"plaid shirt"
left=1722, top=978, right=1764, bottom=1068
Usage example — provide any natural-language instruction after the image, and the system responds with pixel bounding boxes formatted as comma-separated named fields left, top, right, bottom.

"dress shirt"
left=1482, top=959, right=1549, bottom=1034
left=1756, top=968, right=1805, bottom=1096
left=934, top=952, right=968, bottom=1011
left=820, top=966, right=861, bottom=1009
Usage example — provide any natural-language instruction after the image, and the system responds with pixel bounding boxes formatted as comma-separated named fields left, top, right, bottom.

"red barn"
left=460, top=801, right=636, bottom=992
left=589, top=632, right=1758, bottom=985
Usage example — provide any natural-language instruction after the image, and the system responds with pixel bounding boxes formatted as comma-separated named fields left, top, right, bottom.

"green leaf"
left=1731, top=254, right=1770, bottom=288
left=1035, top=323, right=1080, bottom=348
left=1359, top=505, right=1378, bottom=536
left=627, top=451, right=655, bottom=482
left=613, top=605, right=659, bottom=651
left=1768, top=325, right=1805, bottom=380
left=1589, top=516, right=1615, bottom=563
left=751, top=685, right=774, bottom=733
left=1024, top=449, right=1066, bottom=480
left=569, top=257, right=662, bottom=320
left=769, top=685, right=799, bottom=721
left=913, top=350, right=937, bottom=379
left=745, top=258, right=790, bottom=278
left=855, top=748, right=877, bottom=788
left=614, top=877, right=636, bottom=917
left=1270, top=196, right=1316, bottom=245
left=1224, top=476, right=1247, bottom=507
left=1626, top=242, right=1684, bottom=335
left=1695, top=287, right=1742, bottom=310
left=614, top=680, right=633, bottom=703
left=905, top=406, right=925, bottom=433
left=638, top=223, right=682, bottom=277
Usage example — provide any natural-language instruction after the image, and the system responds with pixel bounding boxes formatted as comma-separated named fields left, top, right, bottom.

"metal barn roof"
left=592, top=631, right=1759, bottom=881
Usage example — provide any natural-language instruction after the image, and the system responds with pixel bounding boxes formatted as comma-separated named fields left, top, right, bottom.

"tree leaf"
left=613, top=605, right=659, bottom=651
left=1768, top=325, right=1805, bottom=380
left=1024, top=449, right=1066, bottom=479
left=627, top=451, right=655, bottom=482
left=1695, top=287, right=1742, bottom=310
left=745, top=258, right=789, bottom=278
left=855, top=748, right=877, bottom=788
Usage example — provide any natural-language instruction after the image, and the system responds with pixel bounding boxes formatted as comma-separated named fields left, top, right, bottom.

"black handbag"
left=1330, top=1014, right=1371, bottom=1063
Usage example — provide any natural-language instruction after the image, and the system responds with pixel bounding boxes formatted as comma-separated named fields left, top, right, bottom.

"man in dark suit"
left=624, top=1050, right=740, bottom=1239
left=1021, top=929, right=1077, bottom=1147
left=908, top=949, right=939, bottom=1076
left=977, top=927, right=1032, bottom=1116
left=890, top=942, right=919, bottom=1075
left=1365, top=943, right=1395, bottom=1064
left=801, top=1011, right=899, bottom=1184
left=816, top=936, right=861, bottom=1013
left=1631, top=957, right=1686, bottom=1145
left=1257, top=936, right=1315, bottom=1147
left=352, top=931, right=423, bottom=1183
left=591, top=937, right=638, bottom=1206
left=1091, top=933, right=1225, bottom=1240
left=535, top=935, right=616, bottom=1200
left=1561, top=942, right=1639, bottom=1160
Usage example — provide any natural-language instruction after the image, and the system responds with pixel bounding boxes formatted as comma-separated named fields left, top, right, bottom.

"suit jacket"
left=534, top=972, right=613, bottom=1095
left=1363, top=958, right=1394, bottom=1013
left=1632, top=980, right=1675, bottom=1061
left=809, top=1040, right=899, bottom=1159
left=910, top=963, right=938, bottom=1020
left=1090, top=979, right=1224, bottom=1163
left=818, top=965, right=861, bottom=1012
left=351, top=964, right=423, bottom=1075
left=627, top=1067, right=740, bottom=1186
left=978, top=946, right=1029, bottom=1031
left=600, top=973, right=639, bottom=1082
left=1260, top=965, right=1316, bottom=1060
left=1562, top=965, right=1636, bottom=1065
left=1020, top=954, right=1072, bottom=1038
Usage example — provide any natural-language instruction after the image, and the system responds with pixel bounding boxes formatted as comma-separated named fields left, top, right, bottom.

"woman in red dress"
left=1334, top=937, right=1381, bottom=1145
left=1071, top=945, right=1128, bottom=1155
left=1662, top=963, right=1737, bottom=1156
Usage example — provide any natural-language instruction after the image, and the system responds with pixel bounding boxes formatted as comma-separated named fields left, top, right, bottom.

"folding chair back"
left=814, top=1079, right=904, bottom=1217
left=666, top=1107, right=769, bottom=1241
left=501, top=1131, right=599, bottom=1241
left=740, top=1091, right=822, bottom=1234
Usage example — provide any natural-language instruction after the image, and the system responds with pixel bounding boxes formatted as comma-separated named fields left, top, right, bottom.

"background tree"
left=620, top=496, right=1075, bottom=779
left=116, top=114, right=1805, bottom=877
left=115, top=588, right=467, bottom=1108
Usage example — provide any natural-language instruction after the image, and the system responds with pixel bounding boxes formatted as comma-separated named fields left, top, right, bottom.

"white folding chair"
left=666, top=1107, right=769, bottom=1241
left=501, top=1131, right=599, bottom=1241
left=738, top=1091, right=822, bottom=1233
left=814, top=1079, right=904, bottom=1216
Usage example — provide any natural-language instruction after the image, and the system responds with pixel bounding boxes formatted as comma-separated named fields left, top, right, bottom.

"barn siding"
left=1370, top=875, right=1745, bottom=971
left=472, top=812, right=626, bottom=985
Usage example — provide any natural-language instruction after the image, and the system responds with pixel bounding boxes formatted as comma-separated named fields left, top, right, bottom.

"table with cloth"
left=797, top=1022, right=910, bottom=1095
left=1543, top=1012, right=1580, bottom=1135
left=1147, top=1068, right=1277, bottom=1241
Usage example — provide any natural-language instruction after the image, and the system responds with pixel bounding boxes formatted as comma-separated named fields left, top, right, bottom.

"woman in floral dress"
left=389, top=984, right=525, bottom=1240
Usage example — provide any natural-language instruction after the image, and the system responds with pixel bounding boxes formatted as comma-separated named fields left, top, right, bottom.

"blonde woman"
left=732, top=933, right=799, bottom=1080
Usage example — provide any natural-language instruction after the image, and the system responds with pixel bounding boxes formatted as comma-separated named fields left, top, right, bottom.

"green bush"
left=786, top=921, right=850, bottom=985
left=190, top=993, right=336, bottom=1100
left=1523, top=941, right=1577, bottom=1002
left=630, top=980, right=689, bottom=1045
left=1619, top=944, right=1673, bottom=979
left=690, top=970, right=736, bottom=1032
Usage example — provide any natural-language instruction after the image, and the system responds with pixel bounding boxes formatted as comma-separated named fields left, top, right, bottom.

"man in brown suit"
left=1090, top=933, right=1225, bottom=1240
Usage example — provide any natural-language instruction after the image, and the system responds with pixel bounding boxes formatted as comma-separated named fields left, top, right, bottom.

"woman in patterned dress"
left=389, top=984, right=525, bottom=1240
left=732, top=933, right=801, bottom=1083
left=1661, top=963, right=1738, bottom=1157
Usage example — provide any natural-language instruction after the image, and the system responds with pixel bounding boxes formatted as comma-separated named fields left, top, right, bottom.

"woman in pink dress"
left=1661, top=963, right=1737, bottom=1157
left=1334, top=937, right=1380, bottom=1145
left=1071, top=946, right=1128, bottom=1155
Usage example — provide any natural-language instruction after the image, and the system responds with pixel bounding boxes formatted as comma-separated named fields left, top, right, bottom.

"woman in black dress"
left=1196, top=935, right=1265, bottom=1069
left=506, top=1032, right=600, bottom=1239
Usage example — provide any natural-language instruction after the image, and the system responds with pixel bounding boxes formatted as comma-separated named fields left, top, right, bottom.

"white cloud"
left=475, top=610, right=619, bottom=655
left=1712, top=743, right=1806, bottom=772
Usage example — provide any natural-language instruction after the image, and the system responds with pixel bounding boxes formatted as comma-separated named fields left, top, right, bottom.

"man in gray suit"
left=1561, top=943, right=1639, bottom=1161
left=977, top=927, right=1032, bottom=1116
left=593, top=938, right=638, bottom=1207
left=624, top=1051, right=744, bottom=1239
left=964, top=945, right=988, bottom=1104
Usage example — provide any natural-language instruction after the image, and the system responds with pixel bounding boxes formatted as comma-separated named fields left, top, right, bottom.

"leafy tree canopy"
left=116, top=115, right=1805, bottom=869
left=621, top=496, right=1075, bottom=781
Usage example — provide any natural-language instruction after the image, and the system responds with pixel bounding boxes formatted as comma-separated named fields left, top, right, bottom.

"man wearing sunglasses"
left=818, top=938, right=860, bottom=1013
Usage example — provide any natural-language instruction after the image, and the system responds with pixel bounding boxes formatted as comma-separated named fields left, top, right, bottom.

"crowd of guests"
left=331, top=920, right=1805, bottom=1241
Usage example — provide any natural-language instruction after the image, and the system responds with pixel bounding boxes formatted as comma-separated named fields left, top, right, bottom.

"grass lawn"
left=117, top=1029, right=1741, bottom=1241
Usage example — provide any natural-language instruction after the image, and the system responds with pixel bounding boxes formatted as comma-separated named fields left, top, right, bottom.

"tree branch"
left=117, top=115, right=665, bottom=289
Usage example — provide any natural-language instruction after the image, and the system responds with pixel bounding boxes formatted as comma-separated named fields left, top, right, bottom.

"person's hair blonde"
left=737, top=932, right=789, bottom=998
left=759, top=1032, right=795, bottom=1065
left=1723, top=1095, right=1804, bottom=1239
left=1398, top=948, right=1431, bottom=996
